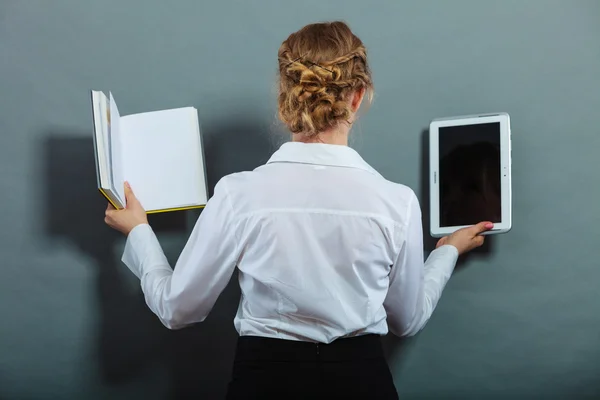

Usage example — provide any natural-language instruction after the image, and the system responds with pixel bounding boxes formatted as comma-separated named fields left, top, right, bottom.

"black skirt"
left=225, top=334, right=399, bottom=399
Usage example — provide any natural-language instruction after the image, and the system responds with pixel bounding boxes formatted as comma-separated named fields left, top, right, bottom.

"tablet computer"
left=429, top=113, right=512, bottom=238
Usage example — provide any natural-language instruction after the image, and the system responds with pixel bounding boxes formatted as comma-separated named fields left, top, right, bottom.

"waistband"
left=233, top=334, right=384, bottom=363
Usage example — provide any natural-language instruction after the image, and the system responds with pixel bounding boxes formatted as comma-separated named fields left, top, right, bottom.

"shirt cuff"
left=436, top=244, right=459, bottom=259
left=122, top=223, right=170, bottom=280
left=425, top=244, right=459, bottom=276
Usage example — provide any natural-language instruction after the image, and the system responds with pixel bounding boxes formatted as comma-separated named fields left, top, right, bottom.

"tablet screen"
left=439, top=122, right=502, bottom=227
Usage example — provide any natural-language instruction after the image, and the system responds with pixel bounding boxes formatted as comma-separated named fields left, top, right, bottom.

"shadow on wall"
left=380, top=129, right=499, bottom=382
left=41, top=114, right=274, bottom=399
left=418, top=129, right=494, bottom=269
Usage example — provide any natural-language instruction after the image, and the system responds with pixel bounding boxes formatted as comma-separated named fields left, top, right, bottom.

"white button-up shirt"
left=122, top=142, right=458, bottom=343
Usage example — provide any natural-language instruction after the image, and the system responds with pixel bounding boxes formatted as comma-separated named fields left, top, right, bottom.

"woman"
left=105, top=21, right=492, bottom=399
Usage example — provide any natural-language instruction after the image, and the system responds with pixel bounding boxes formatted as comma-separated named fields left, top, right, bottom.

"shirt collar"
left=266, top=142, right=382, bottom=177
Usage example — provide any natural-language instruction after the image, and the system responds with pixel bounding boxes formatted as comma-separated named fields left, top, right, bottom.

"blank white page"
left=120, top=107, right=207, bottom=212
left=109, top=92, right=125, bottom=204
left=91, top=91, right=109, bottom=188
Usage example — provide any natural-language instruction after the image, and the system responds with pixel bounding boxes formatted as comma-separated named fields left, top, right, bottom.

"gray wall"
left=1, top=0, right=599, bottom=398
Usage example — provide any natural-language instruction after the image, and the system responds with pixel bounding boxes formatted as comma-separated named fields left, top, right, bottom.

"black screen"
left=439, top=122, right=501, bottom=227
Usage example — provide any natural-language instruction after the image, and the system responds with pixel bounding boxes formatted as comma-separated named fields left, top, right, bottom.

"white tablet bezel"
left=429, top=113, right=512, bottom=238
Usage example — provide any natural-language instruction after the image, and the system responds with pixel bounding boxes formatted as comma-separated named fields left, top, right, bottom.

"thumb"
left=124, top=182, right=139, bottom=207
left=469, top=221, right=494, bottom=236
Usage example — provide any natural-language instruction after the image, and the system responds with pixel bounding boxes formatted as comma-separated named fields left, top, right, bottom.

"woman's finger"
left=436, top=236, right=448, bottom=248
left=474, top=235, right=485, bottom=247
left=469, top=221, right=494, bottom=236
left=124, top=181, right=142, bottom=208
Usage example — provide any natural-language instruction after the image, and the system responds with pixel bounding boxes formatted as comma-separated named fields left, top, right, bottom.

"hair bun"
left=277, top=21, right=373, bottom=136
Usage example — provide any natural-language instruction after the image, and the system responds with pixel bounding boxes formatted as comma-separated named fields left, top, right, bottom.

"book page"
left=120, top=107, right=207, bottom=212
left=109, top=92, right=125, bottom=204
left=91, top=91, right=108, bottom=188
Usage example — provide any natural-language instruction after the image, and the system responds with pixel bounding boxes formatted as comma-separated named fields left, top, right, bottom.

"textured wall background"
left=1, top=1, right=599, bottom=398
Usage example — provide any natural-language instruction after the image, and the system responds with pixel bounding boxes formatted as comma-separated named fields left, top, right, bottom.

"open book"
left=91, top=90, right=208, bottom=213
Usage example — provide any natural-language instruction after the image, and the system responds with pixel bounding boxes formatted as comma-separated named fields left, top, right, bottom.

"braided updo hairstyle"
left=277, top=21, right=373, bottom=137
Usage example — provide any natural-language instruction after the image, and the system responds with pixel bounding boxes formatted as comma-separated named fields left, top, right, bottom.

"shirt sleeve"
left=383, top=190, right=459, bottom=337
left=121, top=178, right=240, bottom=330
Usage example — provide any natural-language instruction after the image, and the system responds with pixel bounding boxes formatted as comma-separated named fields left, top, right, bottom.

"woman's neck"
left=291, top=123, right=350, bottom=146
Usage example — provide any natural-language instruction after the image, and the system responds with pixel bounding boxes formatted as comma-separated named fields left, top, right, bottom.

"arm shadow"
left=41, top=133, right=178, bottom=387
left=41, top=114, right=273, bottom=399
left=382, top=129, right=498, bottom=369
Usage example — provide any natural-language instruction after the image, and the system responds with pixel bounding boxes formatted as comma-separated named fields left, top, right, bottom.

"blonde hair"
left=277, top=21, right=373, bottom=137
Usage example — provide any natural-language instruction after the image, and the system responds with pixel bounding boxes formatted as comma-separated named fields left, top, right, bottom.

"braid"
left=326, top=48, right=365, bottom=66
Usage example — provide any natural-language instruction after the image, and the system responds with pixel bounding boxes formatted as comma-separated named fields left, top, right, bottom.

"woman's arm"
left=117, top=178, right=240, bottom=329
left=383, top=190, right=459, bottom=337
left=383, top=191, right=492, bottom=337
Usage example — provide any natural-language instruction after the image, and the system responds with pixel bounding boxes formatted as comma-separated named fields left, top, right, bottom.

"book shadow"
left=41, top=117, right=273, bottom=399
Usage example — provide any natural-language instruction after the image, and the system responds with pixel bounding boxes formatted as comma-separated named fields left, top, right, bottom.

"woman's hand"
left=436, top=221, right=494, bottom=256
left=104, top=182, right=148, bottom=235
